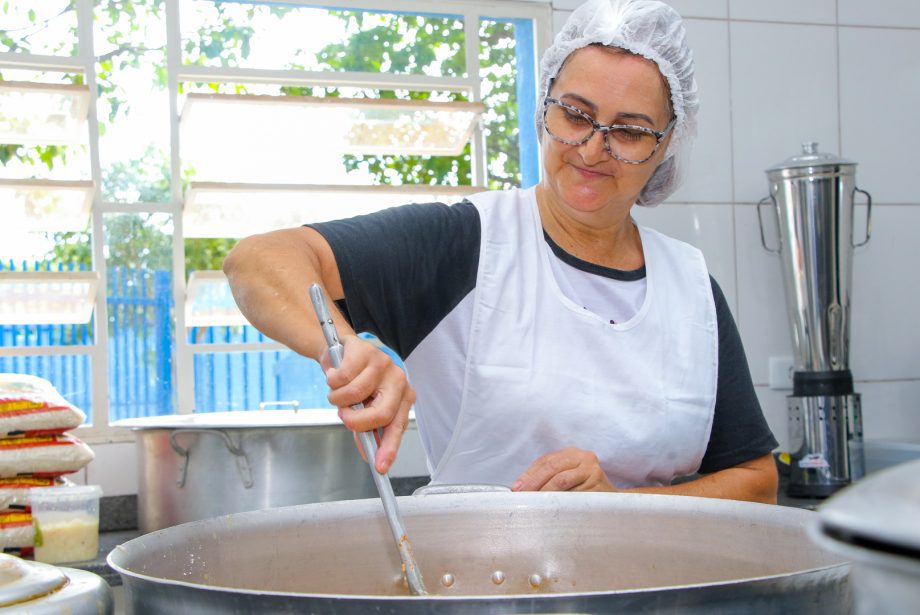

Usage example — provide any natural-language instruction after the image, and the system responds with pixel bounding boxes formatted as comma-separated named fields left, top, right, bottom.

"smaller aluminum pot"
left=114, top=409, right=381, bottom=532
left=812, top=457, right=920, bottom=614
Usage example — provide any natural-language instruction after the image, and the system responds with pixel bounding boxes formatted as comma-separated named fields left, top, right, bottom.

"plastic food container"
left=30, top=485, right=102, bottom=564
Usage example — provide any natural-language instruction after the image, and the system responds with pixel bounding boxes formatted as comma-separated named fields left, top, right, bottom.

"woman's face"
left=539, top=45, right=673, bottom=222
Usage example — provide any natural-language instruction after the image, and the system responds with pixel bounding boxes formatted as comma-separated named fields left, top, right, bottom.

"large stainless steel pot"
left=812, top=458, right=920, bottom=614
left=108, top=492, right=851, bottom=613
left=114, top=410, right=379, bottom=532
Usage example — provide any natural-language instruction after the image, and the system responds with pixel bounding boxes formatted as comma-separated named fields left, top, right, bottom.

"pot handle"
left=258, top=400, right=300, bottom=411
left=169, top=429, right=254, bottom=489
left=852, top=187, right=872, bottom=248
left=756, top=194, right=782, bottom=253
left=413, top=484, right=511, bottom=496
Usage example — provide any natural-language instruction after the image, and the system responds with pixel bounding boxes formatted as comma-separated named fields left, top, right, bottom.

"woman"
left=223, top=0, right=778, bottom=502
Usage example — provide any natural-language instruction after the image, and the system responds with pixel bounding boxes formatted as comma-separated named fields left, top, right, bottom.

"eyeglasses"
left=542, top=97, right=675, bottom=164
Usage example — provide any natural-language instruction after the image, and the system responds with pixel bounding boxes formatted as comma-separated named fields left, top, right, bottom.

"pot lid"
left=0, top=553, right=67, bottom=607
left=817, top=458, right=920, bottom=557
left=766, top=142, right=856, bottom=173
left=113, top=409, right=416, bottom=429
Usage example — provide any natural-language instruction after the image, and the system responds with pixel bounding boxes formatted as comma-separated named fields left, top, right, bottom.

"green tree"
left=2, top=0, right=272, bottom=271
left=3, top=3, right=524, bottom=273
left=308, top=13, right=521, bottom=190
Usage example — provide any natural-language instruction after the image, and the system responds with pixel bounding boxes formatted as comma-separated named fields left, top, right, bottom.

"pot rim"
left=108, top=492, right=849, bottom=600
left=112, top=409, right=416, bottom=429
left=110, top=559, right=850, bottom=602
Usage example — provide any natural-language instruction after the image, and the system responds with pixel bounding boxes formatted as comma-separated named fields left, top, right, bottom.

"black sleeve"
left=306, top=201, right=481, bottom=359
left=698, top=277, right=779, bottom=474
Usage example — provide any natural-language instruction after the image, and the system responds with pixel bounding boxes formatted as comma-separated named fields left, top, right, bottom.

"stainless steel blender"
left=758, top=142, right=872, bottom=497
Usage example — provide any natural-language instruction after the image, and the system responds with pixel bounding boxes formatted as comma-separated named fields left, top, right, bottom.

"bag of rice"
left=0, top=374, right=86, bottom=436
left=0, top=476, right=70, bottom=509
left=0, top=435, right=94, bottom=478
left=0, top=509, right=33, bottom=549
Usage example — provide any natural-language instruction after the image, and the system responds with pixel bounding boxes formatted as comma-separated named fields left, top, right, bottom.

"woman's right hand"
left=320, top=334, right=415, bottom=475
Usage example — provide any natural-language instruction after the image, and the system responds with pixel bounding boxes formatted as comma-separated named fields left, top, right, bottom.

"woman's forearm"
left=625, top=453, right=779, bottom=504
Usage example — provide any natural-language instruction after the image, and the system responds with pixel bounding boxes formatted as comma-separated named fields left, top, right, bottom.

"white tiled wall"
left=551, top=0, right=920, bottom=451
left=84, top=441, right=138, bottom=497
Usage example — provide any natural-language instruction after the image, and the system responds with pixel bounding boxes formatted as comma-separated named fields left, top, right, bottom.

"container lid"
left=817, top=458, right=920, bottom=557
left=0, top=553, right=67, bottom=607
left=766, top=142, right=856, bottom=173
left=112, top=409, right=416, bottom=429
left=30, top=485, right=103, bottom=502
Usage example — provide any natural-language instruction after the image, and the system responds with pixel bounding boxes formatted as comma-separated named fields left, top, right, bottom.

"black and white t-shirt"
left=309, top=200, right=777, bottom=475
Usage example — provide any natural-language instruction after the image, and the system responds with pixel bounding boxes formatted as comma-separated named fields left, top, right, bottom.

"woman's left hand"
left=511, top=447, right=616, bottom=492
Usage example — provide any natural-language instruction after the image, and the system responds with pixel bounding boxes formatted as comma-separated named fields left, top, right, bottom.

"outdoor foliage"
left=2, top=1, right=523, bottom=272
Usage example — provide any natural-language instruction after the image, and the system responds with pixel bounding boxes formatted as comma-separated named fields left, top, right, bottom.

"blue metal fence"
left=0, top=263, right=334, bottom=420
left=0, top=261, right=94, bottom=413
left=107, top=266, right=174, bottom=419
left=190, top=325, right=333, bottom=412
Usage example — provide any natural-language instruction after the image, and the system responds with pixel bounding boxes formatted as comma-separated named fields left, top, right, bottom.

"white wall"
left=83, top=0, right=920, bottom=496
left=547, top=0, right=920, bottom=450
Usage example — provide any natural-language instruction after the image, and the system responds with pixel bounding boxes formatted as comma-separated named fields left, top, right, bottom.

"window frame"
left=0, top=0, right=553, bottom=441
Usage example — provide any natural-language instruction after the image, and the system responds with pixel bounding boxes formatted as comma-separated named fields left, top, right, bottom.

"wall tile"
left=631, top=203, right=737, bottom=314
left=84, top=441, right=138, bottom=496
left=755, top=380, right=920, bottom=455
left=551, top=0, right=584, bottom=10
left=839, top=27, right=920, bottom=205
left=729, top=0, right=835, bottom=25
left=67, top=468, right=87, bottom=486
left=850, top=205, right=920, bottom=380
left=838, top=0, right=920, bottom=28
left=664, top=0, right=728, bottom=19
left=552, top=9, right=571, bottom=37
left=550, top=1, right=728, bottom=19
left=668, top=19, right=733, bottom=204
left=858, top=380, right=920, bottom=442
left=734, top=204, right=793, bottom=385
left=729, top=22, right=839, bottom=202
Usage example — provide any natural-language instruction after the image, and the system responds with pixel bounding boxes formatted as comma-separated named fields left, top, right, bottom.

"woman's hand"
left=512, top=447, right=616, bottom=492
left=320, top=334, right=416, bottom=475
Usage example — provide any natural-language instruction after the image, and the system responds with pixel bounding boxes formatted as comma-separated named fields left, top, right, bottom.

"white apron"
left=429, top=188, right=717, bottom=487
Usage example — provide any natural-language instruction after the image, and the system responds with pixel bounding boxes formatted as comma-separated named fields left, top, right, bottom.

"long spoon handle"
left=308, top=284, right=428, bottom=596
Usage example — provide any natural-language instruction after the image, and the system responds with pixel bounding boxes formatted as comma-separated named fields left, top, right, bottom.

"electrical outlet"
left=769, top=356, right=794, bottom=390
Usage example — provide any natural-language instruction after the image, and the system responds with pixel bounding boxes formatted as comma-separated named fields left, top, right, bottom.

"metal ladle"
left=308, top=283, right=428, bottom=596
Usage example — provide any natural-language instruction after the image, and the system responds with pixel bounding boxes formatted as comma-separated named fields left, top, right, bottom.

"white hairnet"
left=537, top=0, right=698, bottom=206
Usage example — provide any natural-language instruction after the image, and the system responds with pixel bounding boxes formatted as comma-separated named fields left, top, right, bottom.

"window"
left=0, top=0, right=551, bottom=439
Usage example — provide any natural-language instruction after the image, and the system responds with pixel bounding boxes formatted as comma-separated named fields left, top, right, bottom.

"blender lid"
left=817, top=458, right=920, bottom=557
left=766, top=141, right=856, bottom=172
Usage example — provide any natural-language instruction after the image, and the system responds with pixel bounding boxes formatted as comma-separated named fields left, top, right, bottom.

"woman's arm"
left=512, top=448, right=778, bottom=504
left=223, top=226, right=415, bottom=473
left=627, top=453, right=778, bottom=503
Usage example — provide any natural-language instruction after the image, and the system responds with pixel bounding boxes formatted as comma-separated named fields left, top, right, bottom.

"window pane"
left=94, top=4, right=170, bottom=204
left=181, top=2, right=466, bottom=76
left=0, top=69, right=92, bottom=182
left=0, top=258, right=95, bottom=346
left=105, top=213, right=175, bottom=421
left=480, top=18, right=538, bottom=189
left=0, top=354, right=92, bottom=424
left=193, top=350, right=332, bottom=412
left=0, top=1, right=78, bottom=57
